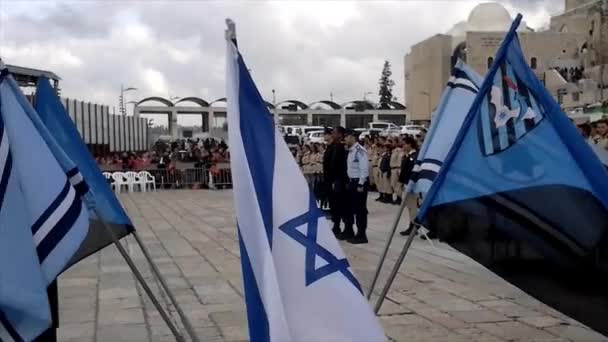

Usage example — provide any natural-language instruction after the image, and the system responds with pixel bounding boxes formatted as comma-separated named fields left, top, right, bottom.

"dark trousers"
left=328, top=180, right=348, bottom=228
left=344, top=180, right=368, bottom=236
left=34, top=281, right=58, bottom=342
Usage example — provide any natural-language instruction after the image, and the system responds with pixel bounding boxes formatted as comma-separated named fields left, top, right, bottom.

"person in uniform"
left=370, top=143, right=380, bottom=194
left=342, top=130, right=370, bottom=244
left=301, top=145, right=312, bottom=187
left=323, top=126, right=348, bottom=236
left=390, top=138, right=404, bottom=205
left=378, top=143, right=392, bottom=203
left=398, top=136, right=434, bottom=238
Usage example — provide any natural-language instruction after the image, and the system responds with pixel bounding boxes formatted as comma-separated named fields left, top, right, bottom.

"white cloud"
left=141, top=68, right=169, bottom=95
left=0, top=0, right=555, bottom=124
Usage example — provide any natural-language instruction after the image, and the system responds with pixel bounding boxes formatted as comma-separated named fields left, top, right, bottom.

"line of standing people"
left=323, top=127, right=370, bottom=244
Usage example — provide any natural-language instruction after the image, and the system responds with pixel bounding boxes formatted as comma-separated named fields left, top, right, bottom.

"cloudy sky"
left=0, top=0, right=560, bottom=125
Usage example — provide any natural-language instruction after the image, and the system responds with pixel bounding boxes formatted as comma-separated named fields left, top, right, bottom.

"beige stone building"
left=404, top=0, right=608, bottom=123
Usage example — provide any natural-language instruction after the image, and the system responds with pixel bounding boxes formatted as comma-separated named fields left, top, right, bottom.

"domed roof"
left=467, top=2, right=513, bottom=31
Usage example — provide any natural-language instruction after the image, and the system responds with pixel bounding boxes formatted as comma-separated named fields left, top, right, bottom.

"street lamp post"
left=120, top=84, right=137, bottom=116
left=272, top=89, right=279, bottom=127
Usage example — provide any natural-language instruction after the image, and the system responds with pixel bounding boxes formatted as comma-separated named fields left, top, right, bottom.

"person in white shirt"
left=342, top=130, right=370, bottom=244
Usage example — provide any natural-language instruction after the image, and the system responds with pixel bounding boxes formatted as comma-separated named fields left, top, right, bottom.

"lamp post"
left=120, top=84, right=137, bottom=116
left=420, top=91, right=431, bottom=119
left=272, top=89, right=279, bottom=127
left=127, top=100, right=139, bottom=118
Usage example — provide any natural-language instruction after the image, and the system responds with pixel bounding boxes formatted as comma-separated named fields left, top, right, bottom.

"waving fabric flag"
left=407, top=59, right=483, bottom=195
left=0, top=67, right=89, bottom=340
left=34, top=77, right=134, bottom=267
left=416, top=14, right=608, bottom=335
left=225, top=23, right=385, bottom=342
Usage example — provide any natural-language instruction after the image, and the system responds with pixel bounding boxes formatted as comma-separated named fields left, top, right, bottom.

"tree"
left=378, top=60, right=395, bottom=109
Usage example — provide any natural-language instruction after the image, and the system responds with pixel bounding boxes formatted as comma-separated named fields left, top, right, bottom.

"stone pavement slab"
left=55, top=190, right=607, bottom=342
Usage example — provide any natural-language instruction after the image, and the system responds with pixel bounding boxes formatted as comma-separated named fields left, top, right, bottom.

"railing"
left=102, top=166, right=232, bottom=191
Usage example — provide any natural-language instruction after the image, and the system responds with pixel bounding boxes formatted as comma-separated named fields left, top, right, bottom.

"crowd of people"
left=95, top=138, right=231, bottom=172
left=289, top=127, right=429, bottom=244
left=577, top=118, right=608, bottom=149
left=553, top=66, right=584, bottom=83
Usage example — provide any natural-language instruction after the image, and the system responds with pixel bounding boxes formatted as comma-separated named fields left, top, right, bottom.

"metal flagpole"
left=93, top=211, right=185, bottom=342
left=132, top=231, right=200, bottom=342
left=367, top=192, right=409, bottom=299
left=373, top=223, right=420, bottom=314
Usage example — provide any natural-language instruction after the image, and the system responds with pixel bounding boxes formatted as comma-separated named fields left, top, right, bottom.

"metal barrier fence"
left=102, top=167, right=233, bottom=191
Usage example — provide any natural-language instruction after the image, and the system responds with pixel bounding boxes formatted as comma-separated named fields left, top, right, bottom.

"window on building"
left=531, top=57, right=537, bottom=70
left=487, top=57, right=494, bottom=70
left=557, top=89, right=566, bottom=105
left=572, top=92, right=580, bottom=102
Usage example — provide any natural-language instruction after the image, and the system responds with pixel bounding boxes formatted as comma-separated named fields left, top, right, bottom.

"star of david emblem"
left=278, top=193, right=362, bottom=293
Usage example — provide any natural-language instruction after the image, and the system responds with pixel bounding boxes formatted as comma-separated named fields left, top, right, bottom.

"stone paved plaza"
left=57, top=190, right=608, bottom=342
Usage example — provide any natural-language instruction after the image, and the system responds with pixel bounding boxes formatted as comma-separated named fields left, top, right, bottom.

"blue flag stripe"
left=236, top=52, right=276, bottom=246
left=36, top=188, right=83, bottom=262
left=31, top=180, right=71, bottom=235
left=447, top=81, right=478, bottom=94
left=0, top=308, right=23, bottom=342
left=237, top=229, right=270, bottom=342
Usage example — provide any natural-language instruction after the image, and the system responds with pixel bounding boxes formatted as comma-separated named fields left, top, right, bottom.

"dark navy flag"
left=416, top=14, right=608, bottom=335
left=34, top=77, right=134, bottom=268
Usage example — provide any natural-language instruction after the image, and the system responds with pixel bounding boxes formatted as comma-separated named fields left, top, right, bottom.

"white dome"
left=467, top=2, right=512, bottom=31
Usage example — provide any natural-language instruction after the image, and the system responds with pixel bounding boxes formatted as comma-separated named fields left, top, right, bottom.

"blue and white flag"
left=225, top=24, right=385, bottom=342
left=407, top=60, right=483, bottom=195
left=416, top=15, right=608, bottom=335
left=34, top=77, right=134, bottom=267
left=0, top=66, right=89, bottom=340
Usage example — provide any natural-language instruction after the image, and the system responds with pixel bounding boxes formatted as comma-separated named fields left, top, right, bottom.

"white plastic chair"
left=138, top=171, right=156, bottom=192
left=102, top=172, right=115, bottom=191
left=112, top=172, right=129, bottom=194
left=125, top=171, right=143, bottom=192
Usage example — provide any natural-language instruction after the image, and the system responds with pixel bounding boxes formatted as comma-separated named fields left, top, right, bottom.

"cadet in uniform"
left=370, top=143, right=380, bottom=194
left=378, top=143, right=392, bottom=203
left=342, top=130, right=369, bottom=244
left=399, top=136, right=435, bottom=238
left=390, top=138, right=404, bottom=205
left=323, top=126, right=348, bottom=236
left=301, top=145, right=312, bottom=187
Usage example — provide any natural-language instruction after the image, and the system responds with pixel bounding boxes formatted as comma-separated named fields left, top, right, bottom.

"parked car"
left=304, top=130, right=326, bottom=144
left=358, top=128, right=383, bottom=140
left=400, top=125, right=428, bottom=136
left=380, top=127, right=403, bottom=137
left=368, top=121, right=400, bottom=131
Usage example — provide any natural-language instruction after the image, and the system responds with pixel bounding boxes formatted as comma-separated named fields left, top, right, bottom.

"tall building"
left=404, top=1, right=608, bottom=123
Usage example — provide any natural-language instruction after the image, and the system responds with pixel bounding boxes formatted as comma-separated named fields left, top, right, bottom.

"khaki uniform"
left=310, top=153, right=323, bottom=175
left=379, top=152, right=392, bottom=195
left=390, top=147, right=404, bottom=198
left=369, top=146, right=379, bottom=187
left=301, top=152, right=311, bottom=175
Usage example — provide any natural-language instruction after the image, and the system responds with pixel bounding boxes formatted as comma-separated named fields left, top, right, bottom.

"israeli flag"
left=0, top=66, right=89, bottom=340
left=225, top=24, right=385, bottom=342
left=407, top=60, right=483, bottom=195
